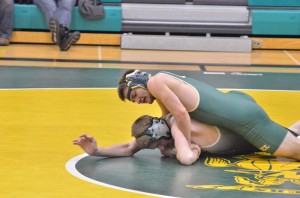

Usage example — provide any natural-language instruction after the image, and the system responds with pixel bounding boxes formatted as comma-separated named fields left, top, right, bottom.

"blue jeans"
left=0, top=0, right=14, bottom=39
left=33, top=0, right=76, bottom=28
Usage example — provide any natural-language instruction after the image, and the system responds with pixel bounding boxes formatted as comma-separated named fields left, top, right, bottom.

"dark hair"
left=118, top=69, right=135, bottom=84
left=117, top=69, right=136, bottom=101
left=131, top=115, right=153, bottom=149
left=117, top=82, right=128, bottom=101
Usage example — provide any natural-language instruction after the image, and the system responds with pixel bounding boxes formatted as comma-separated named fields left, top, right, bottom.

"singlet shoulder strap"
left=165, top=113, right=175, bottom=125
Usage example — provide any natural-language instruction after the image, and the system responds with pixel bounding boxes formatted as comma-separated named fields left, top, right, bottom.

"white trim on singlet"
left=157, top=72, right=200, bottom=112
left=201, top=126, right=221, bottom=149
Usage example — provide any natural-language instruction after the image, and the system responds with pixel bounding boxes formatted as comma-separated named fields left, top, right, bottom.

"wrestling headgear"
left=137, top=118, right=172, bottom=148
left=125, top=70, right=151, bottom=101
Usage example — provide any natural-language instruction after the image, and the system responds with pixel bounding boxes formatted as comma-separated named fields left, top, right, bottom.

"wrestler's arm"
left=73, top=134, right=141, bottom=157
left=171, top=122, right=201, bottom=165
left=148, top=76, right=192, bottom=143
left=156, top=100, right=169, bottom=116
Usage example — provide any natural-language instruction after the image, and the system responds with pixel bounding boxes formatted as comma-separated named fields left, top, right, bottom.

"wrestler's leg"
left=288, top=120, right=300, bottom=135
left=273, top=132, right=300, bottom=160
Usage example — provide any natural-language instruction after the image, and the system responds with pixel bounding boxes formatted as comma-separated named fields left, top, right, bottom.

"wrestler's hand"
left=190, top=143, right=201, bottom=159
left=73, top=134, right=98, bottom=155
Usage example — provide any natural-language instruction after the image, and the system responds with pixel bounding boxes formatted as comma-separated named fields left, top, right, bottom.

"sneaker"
left=49, top=17, right=60, bottom=44
left=0, top=38, right=9, bottom=46
left=59, top=31, right=80, bottom=51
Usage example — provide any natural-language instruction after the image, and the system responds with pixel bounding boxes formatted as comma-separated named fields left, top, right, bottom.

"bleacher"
left=11, top=0, right=300, bottom=52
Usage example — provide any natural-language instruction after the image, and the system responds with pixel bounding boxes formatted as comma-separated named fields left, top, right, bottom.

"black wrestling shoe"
left=59, top=30, right=80, bottom=51
left=49, top=17, right=59, bottom=44
left=49, top=17, right=80, bottom=51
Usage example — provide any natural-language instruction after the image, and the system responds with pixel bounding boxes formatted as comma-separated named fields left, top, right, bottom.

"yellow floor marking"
left=0, top=89, right=299, bottom=197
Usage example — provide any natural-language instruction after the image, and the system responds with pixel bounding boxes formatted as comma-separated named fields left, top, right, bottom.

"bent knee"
left=289, top=120, right=300, bottom=135
left=274, top=133, right=300, bottom=160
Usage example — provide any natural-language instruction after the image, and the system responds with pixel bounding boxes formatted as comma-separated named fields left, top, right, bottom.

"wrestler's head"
left=118, top=70, right=155, bottom=104
left=131, top=115, right=172, bottom=149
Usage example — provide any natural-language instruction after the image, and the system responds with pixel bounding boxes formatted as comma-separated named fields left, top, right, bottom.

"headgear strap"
left=136, top=118, right=172, bottom=148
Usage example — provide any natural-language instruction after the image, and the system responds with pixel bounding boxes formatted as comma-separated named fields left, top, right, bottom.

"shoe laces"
left=60, top=25, right=70, bottom=41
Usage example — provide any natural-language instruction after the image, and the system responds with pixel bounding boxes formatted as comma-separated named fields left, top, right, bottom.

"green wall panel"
left=102, top=0, right=121, bottom=2
left=252, top=10, right=300, bottom=35
left=70, top=7, right=121, bottom=32
left=13, top=4, right=48, bottom=29
left=249, top=0, right=300, bottom=7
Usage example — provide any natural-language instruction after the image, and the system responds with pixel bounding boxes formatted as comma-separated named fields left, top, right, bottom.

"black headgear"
left=125, top=70, right=150, bottom=101
left=136, top=118, right=172, bottom=148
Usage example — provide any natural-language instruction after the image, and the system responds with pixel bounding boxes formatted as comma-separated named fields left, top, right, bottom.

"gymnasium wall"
left=12, top=0, right=300, bottom=50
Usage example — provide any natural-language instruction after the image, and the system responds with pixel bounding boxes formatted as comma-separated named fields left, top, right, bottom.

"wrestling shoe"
left=49, top=17, right=59, bottom=44
left=0, top=37, right=9, bottom=46
left=59, top=30, right=80, bottom=51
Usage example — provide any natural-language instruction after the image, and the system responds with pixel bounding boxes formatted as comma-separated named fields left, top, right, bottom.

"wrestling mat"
left=67, top=150, right=300, bottom=198
left=0, top=65, right=299, bottom=198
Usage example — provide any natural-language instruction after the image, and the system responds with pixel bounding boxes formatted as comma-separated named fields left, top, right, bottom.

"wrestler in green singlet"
left=159, top=71, right=288, bottom=154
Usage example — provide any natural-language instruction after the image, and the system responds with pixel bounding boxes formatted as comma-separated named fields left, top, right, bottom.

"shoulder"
left=152, top=72, right=166, bottom=80
left=148, top=73, right=167, bottom=89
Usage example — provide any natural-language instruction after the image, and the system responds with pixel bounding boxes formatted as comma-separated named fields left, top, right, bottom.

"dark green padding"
left=0, top=66, right=299, bottom=91
left=70, top=7, right=121, bottom=31
left=13, top=4, right=47, bottom=30
left=103, top=0, right=121, bottom=2
left=249, top=0, right=300, bottom=6
left=252, top=10, right=300, bottom=35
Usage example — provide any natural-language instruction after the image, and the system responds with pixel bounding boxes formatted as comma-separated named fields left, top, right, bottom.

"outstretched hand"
left=190, top=143, right=201, bottom=160
left=73, top=134, right=98, bottom=155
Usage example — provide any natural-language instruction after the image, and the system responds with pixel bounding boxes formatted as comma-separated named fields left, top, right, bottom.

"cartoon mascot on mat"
left=187, top=152, right=300, bottom=195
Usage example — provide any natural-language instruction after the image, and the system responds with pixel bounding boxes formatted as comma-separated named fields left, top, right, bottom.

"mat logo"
left=187, top=152, right=300, bottom=195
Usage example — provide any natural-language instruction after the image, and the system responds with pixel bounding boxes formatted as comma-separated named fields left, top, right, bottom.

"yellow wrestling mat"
left=1, top=89, right=299, bottom=198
